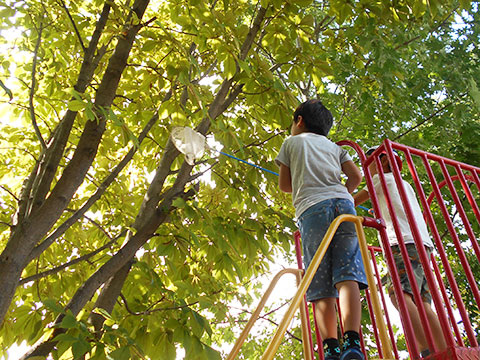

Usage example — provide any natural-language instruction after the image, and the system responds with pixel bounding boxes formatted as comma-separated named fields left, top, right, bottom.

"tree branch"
left=29, top=16, right=47, bottom=150
left=19, top=5, right=269, bottom=356
left=119, top=293, right=200, bottom=315
left=227, top=302, right=302, bottom=342
left=394, top=7, right=458, bottom=51
left=57, top=0, right=86, bottom=52
left=0, top=0, right=147, bottom=331
left=24, top=1, right=112, bottom=218
left=19, top=230, right=126, bottom=285
left=90, top=260, right=134, bottom=333
left=0, top=185, right=19, bottom=202
left=393, top=93, right=467, bottom=140
left=27, top=105, right=166, bottom=263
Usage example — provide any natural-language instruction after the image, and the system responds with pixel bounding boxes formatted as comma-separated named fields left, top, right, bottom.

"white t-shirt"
left=368, top=173, right=434, bottom=248
left=275, top=133, right=353, bottom=218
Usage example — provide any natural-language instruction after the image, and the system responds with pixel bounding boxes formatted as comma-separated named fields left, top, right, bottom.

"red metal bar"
left=420, top=154, right=478, bottom=346
left=401, top=150, right=455, bottom=350
left=340, top=139, right=480, bottom=357
left=294, top=231, right=317, bottom=359
left=348, top=141, right=420, bottom=357
left=368, top=246, right=399, bottom=359
left=453, top=165, right=480, bottom=227
left=430, top=252, right=463, bottom=346
left=382, top=140, right=437, bottom=355
left=439, top=161, right=480, bottom=261
left=337, top=298, right=344, bottom=335
left=471, top=169, right=480, bottom=190
left=437, top=160, right=480, bottom=317
left=364, top=288, right=383, bottom=358
left=358, top=327, right=368, bottom=360
left=386, top=141, right=480, bottom=173
left=311, top=303, right=322, bottom=359
left=426, top=175, right=476, bottom=205
left=422, top=170, right=478, bottom=347
left=365, top=146, right=421, bottom=358
left=362, top=216, right=386, bottom=230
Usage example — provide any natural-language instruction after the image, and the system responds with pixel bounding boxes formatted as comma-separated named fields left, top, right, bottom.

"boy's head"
left=366, top=146, right=403, bottom=175
left=292, top=99, right=333, bottom=136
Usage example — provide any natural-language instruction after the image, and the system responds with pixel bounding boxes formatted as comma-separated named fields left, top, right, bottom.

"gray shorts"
left=385, top=244, right=432, bottom=303
left=297, top=198, right=368, bottom=302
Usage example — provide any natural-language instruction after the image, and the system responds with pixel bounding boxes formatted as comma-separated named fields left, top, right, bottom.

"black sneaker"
left=340, top=347, right=364, bottom=360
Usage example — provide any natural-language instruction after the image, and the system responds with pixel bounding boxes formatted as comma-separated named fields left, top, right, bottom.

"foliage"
left=0, top=0, right=479, bottom=359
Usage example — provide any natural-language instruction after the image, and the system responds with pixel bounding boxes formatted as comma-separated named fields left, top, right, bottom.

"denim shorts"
left=385, top=244, right=432, bottom=303
left=297, top=198, right=367, bottom=302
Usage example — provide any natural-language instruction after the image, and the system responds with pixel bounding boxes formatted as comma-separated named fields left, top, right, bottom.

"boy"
left=276, top=99, right=367, bottom=360
left=353, top=146, right=447, bottom=358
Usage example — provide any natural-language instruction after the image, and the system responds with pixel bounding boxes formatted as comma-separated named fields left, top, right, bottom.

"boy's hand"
left=353, top=189, right=370, bottom=206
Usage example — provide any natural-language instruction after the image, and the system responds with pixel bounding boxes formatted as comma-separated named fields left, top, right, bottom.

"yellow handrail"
left=226, top=268, right=313, bottom=360
left=261, top=214, right=394, bottom=360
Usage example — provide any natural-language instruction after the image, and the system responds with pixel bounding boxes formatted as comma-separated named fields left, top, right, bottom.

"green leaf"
left=459, top=0, right=471, bottom=9
left=67, top=99, right=86, bottom=112
left=59, top=314, right=77, bottom=329
left=157, top=332, right=176, bottom=359
left=92, top=307, right=114, bottom=321
left=53, top=333, right=78, bottom=343
left=72, top=339, right=91, bottom=359
left=43, top=299, right=64, bottom=314
left=107, top=347, right=130, bottom=360
left=203, top=343, right=221, bottom=360
left=468, top=78, right=480, bottom=111
left=224, top=54, right=237, bottom=78
left=172, top=197, right=186, bottom=208
left=0, top=79, right=13, bottom=100
left=292, top=0, right=313, bottom=6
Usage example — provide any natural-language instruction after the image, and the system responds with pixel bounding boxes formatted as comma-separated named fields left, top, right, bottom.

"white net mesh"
left=170, top=127, right=206, bottom=165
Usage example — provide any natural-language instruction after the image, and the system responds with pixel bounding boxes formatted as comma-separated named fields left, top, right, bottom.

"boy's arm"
left=341, top=160, right=362, bottom=194
left=278, top=163, right=292, bottom=193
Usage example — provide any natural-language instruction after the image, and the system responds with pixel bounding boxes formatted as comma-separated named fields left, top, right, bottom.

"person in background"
left=276, top=99, right=367, bottom=360
left=354, top=146, right=447, bottom=358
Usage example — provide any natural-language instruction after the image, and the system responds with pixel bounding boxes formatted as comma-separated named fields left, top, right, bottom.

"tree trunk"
left=0, top=0, right=151, bottom=326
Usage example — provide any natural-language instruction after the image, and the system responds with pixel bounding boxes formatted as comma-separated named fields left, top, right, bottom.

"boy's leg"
left=336, top=280, right=362, bottom=332
left=390, top=293, right=447, bottom=356
left=388, top=244, right=445, bottom=355
left=314, top=298, right=341, bottom=359
left=337, top=280, right=364, bottom=360
left=423, top=301, right=447, bottom=352
left=314, top=297, right=338, bottom=339
left=402, top=292, right=429, bottom=352
left=390, top=291, right=433, bottom=355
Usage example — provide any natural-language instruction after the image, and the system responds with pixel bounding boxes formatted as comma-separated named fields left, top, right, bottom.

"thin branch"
left=119, top=287, right=224, bottom=316
left=19, top=230, right=126, bottom=285
left=364, top=7, right=459, bottom=69
left=244, top=130, right=286, bottom=149
left=29, top=16, right=47, bottom=150
left=227, top=303, right=302, bottom=342
left=65, top=208, right=113, bottom=240
left=27, top=106, right=165, bottom=262
left=119, top=293, right=198, bottom=315
left=57, top=0, right=86, bottom=52
left=394, top=7, right=458, bottom=51
left=393, top=93, right=467, bottom=140
left=0, top=185, right=19, bottom=201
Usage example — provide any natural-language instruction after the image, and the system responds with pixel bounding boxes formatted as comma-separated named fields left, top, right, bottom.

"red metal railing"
left=295, top=139, right=480, bottom=359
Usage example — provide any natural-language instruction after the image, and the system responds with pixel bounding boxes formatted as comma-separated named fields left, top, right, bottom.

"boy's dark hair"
left=293, top=99, right=333, bottom=136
